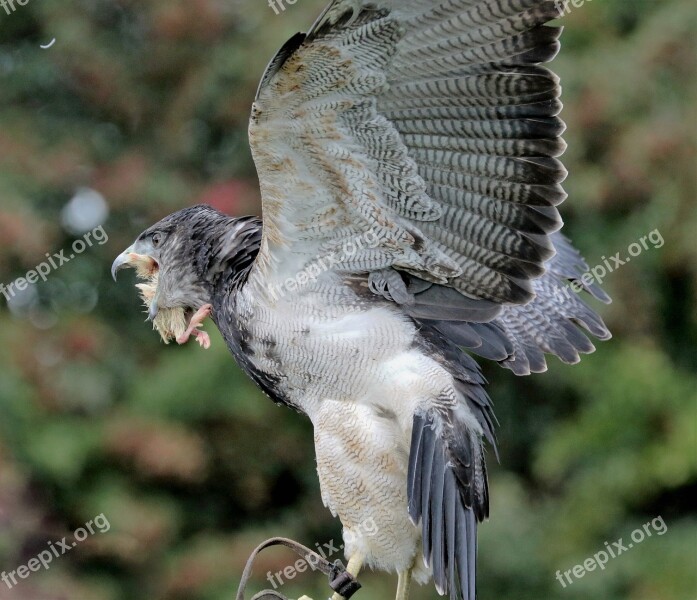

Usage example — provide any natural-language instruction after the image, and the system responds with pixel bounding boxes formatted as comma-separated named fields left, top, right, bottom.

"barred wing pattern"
left=248, top=1, right=610, bottom=599
left=499, top=232, right=611, bottom=375
left=250, top=0, right=568, bottom=306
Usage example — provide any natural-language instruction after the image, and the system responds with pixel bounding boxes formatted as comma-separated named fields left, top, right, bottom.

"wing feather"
left=409, top=408, right=486, bottom=600
left=247, top=2, right=611, bottom=599
left=250, top=0, right=568, bottom=304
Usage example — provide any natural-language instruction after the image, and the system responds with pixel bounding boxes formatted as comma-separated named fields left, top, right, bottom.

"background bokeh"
left=1, top=1, right=696, bottom=599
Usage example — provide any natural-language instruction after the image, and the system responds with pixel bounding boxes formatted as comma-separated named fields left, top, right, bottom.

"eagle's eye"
left=152, top=232, right=163, bottom=247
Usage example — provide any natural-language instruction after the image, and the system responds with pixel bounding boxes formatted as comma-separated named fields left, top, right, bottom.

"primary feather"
left=242, top=2, right=610, bottom=597
left=115, top=2, right=612, bottom=599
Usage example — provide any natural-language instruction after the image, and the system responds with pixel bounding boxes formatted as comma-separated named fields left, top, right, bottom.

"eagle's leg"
left=330, top=553, right=364, bottom=600
left=176, top=303, right=212, bottom=348
left=395, top=560, right=414, bottom=600
left=395, top=569, right=412, bottom=600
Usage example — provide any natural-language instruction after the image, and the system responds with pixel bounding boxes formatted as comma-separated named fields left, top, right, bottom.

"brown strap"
left=235, top=537, right=362, bottom=600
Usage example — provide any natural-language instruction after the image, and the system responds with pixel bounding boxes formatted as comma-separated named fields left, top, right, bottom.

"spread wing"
left=250, top=0, right=568, bottom=307
left=249, top=1, right=610, bottom=598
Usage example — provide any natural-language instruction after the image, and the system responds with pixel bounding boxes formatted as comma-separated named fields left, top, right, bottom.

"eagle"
left=111, top=1, right=611, bottom=599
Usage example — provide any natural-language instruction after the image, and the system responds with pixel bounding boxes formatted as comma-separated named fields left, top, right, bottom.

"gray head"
left=112, top=204, right=261, bottom=344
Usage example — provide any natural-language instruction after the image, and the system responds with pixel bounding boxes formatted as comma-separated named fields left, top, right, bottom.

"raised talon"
left=176, top=304, right=213, bottom=347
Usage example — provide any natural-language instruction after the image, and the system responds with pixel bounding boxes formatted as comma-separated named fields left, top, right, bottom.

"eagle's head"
left=111, top=204, right=261, bottom=348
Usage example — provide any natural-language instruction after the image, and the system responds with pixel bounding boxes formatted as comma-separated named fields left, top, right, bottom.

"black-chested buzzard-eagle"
left=112, top=2, right=611, bottom=599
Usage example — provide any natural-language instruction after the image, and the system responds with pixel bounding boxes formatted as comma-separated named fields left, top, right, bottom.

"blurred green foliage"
left=0, top=1, right=695, bottom=599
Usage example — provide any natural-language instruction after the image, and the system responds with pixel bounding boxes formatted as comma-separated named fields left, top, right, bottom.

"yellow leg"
left=331, top=553, right=365, bottom=600
left=396, top=564, right=413, bottom=600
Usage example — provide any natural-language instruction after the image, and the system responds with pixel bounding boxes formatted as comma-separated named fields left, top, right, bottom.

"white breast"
left=236, top=272, right=457, bottom=579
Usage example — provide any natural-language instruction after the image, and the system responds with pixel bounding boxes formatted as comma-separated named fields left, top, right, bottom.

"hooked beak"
left=111, top=246, right=136, bottom=281
left=111, top=247, right=158, bottom=281
left=112, top=247, right=160, bottom=320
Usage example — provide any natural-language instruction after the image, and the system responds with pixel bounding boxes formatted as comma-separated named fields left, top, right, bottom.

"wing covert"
left=246, top=5, right=611, bottom=600
left=249, top=0, right=567, bottom=305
